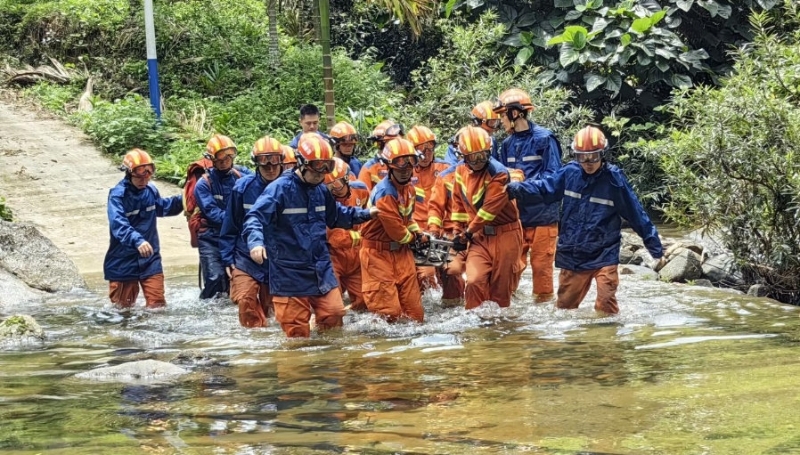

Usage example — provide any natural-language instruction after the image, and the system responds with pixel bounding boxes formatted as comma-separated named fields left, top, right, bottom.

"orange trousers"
left=464, top=223, right=523, bottom=310
left=273, top=287, right=347, bottom=338
left=330, top=246, right=366, bottom=311
left=360, top=245, right=424, bottom=323
left=440, top=249, right=465, bottom=306
left=230, top=268, right=273, bottom=328
left=556, top=265, right=619, bottom=314
left=513, top=224, right=558, bottom=301
left=416, top=266, right=438, bottom=293
left=108, top=273, right=165, bottom=309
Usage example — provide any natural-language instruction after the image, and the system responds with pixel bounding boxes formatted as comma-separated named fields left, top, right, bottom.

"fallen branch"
left=2, top=57, right=75, bottom=85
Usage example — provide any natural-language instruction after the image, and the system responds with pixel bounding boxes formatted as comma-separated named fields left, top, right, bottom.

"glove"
left=415, top=232, right=430, bottom=249
left=451, top=231, right=470, bottom=252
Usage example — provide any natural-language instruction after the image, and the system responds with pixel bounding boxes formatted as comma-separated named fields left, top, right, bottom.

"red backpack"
left=182, top=158, right=214, bottom=248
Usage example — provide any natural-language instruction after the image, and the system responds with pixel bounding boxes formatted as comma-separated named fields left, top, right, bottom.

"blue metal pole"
left=144, top=0, right=161, bottom=120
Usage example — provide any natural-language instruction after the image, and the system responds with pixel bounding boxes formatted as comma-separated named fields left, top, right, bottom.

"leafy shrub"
left=21, top=81, right=82, bottom=114
left=0, top=197, right=12, bottom=222
left=638, top=4, right=800, bottom=303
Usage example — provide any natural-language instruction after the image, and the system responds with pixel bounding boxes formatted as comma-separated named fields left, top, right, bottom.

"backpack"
left=182, top=158, right=214, bottom=248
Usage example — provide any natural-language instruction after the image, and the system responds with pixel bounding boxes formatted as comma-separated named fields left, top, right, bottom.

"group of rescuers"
left=103, top=87, right=667, bottom=338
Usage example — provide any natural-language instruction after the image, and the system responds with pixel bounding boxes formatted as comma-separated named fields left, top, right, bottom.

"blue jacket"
left=194, top=166, right=252, bottom=239
left=104, top=179, right=183, bottom=281
left=342, top=155, right=363, bottom=177
left=243, top=171, right=372, bottom=296
left=508, top=162, right=663, bottom=271
left=289, top=130, right=331, bottom=149
left=443, top=137, right=499, bottom=166
left=219, top=173, right=274, bottom=282
left=499, top=121, right=562, bottom=227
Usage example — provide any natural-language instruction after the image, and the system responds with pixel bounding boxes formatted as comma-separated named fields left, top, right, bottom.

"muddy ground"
left=0, top=97, right=198, bottom=288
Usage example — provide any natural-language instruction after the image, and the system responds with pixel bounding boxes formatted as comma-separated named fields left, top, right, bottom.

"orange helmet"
left=324, top=157, right=351, bottom=184
left=457, top=126, right=493, bottom=167
left=281, top=145, right=297, bottom=168
left=492, top=88, right=535, bottom=114
left=571, top=125, right=608, bottom=163
left=368, top=120, right=404, bottom=148
left=471, top=101, right=502, bottom=131
left=406, top=125, right=436, bottom=148
left=251, top=135, right=284, bottom=166
left=296, top=133, right=335, bottom=173
left=380, top=138, right=418, bottom=170
left=121, top=148, right=155, bottom=176
left=205, top=134, right=237, bottom=160
left=329, top=121, right=359, bottom=145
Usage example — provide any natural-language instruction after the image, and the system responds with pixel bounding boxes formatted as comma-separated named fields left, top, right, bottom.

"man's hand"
left=369, top=206, right=379, bottom=219
left=226, top=264, right=236, bottom=279
left=137, top=241, right=154, bottom=258
left=451, top=231, right=470, bottom=252
left=250, top=246, right=267, bottom=265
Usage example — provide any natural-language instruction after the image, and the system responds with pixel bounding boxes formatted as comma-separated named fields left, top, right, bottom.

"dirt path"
left=0, top=98, right=198, bottom=285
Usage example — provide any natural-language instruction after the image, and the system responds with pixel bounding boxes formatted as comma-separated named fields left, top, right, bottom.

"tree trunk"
left=319, top=0, right=335, bottom=129
left=311, top=0, right=321, bottom=42
left=267, top=0, right=280, bottom=67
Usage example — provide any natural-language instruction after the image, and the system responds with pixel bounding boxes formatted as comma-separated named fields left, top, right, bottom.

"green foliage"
left=401, top=12, right=592, bottom=147
left=75, top=95, right=172, bottom=158
left=0, top=197, right=12, bottom=222
left=637, top=3, right=800, bottom=303
left=21, top=81, right=82, bottom=114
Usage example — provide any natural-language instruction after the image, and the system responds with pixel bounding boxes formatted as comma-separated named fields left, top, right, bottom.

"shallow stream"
left=2, top=269, right=800, bottom=454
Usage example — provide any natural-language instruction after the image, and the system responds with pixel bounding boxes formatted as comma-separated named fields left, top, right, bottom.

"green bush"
left=0, top=197, right=12, bottom=222
left=638, top=5, right=800, bottom=303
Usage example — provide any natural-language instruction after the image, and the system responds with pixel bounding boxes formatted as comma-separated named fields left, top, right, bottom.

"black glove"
left=415, top=232, right=430, bottom=249
left=452, top=233, right=469, bottom=252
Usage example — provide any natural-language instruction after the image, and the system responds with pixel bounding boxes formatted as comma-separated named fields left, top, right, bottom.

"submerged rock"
left=0, top=314, right=44, bottom=340
left=658, top=248, right=703, bottom=283
left=75, top=359, right=189, bottom=383
left=0, top=220, right=85, bottom=292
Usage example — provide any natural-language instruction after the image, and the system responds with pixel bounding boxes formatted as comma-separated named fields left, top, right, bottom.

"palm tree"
left=318, top=0, right=435, bottom=128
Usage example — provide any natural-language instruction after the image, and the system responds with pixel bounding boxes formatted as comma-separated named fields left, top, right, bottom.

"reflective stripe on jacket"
left=220, top=173, right=273, bottom=282
left=104, top=179, right=183, bottom=281
left=194, top=166, right=252, bottom=237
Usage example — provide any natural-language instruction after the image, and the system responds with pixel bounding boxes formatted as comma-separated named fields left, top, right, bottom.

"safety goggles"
left=307, top=159, right=335, bottom=174
left=484, top=119, right=501, bottom=130
left=385, top=124, right=404, bottom=138
left=131, top=164, right=155, bottom=177
left=415, top=142, right=436, bottom=155
left=254, top=154, right=283, bottom=166
left=214, top=150, right=237, bottom=161
left=464, top=150, right=490, bottom=165
left=326, top=177, right=348, bottom=192
left=389, top=155, right=418, bottom=170
left=573, top=150, right=603, bottom=164
left=336, top=134, right=358, bottom=144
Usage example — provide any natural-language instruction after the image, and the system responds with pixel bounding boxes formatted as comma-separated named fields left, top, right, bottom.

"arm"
left=508, top=167, right=567, bottom=205
left=219, top=188, right=244, bottom=266
left=538, top=134, right=563, bottom=179
left=325, top=191, right=371, bottom=230
left=107, top=191, right=145, bottom=248
left=374, top=195, right=415, bottom=244
left=427, top=177, right=447, bottom=233
left=156, top=190, right=183, bottom=217
left=467, top=171, right=509, bottom=235
left=449, top=174, right=468, bottom=233
left=194, top=179, right=226, bottom=226
left=243, top=187, right=279, bottom=252
left=614, top=174, right=663, bottom=259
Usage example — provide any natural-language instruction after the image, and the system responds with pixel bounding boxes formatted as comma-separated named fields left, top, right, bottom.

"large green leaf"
left=565, top=10, right=583, bottom=21
left=670, top=73, right=692, bottom=88
left=699, top=0, right=719, bottom=17
left=605, top=72, right=622, bottom=94
left=515, top=47, right=534, bottom=65
left=572, top=28, right=588, bottom=49
left=757, top=0, right=778, bottom=9
left=675, top=0, right=694, bottom=12
left=560, top=44, right=580, bottom=66
left=585, top=73, right=606, bottom=92
left=656, top=59, right=670, bottom=72
left=620, top=33, right=631, bottom=46
left=631, top=17, right=653, bottom=34
left=651, top=9, right=666, bottom=26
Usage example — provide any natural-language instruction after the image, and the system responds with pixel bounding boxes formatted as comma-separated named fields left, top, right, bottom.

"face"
left=129, top=164, right=154, bottom=189
left=326, top=177, right=349, bottom=198
left=464, top=150, right=490, bottom=172
left=574, top=150, right=603, bottom=174
left=415, top=142, right=435, bottom=168
left=299, top=167, right=326, bottom=185
left=336, top=143, right=355, bottom=157
left=213, top=149, right=235, bottom=172
left=258, top=163, right=282, bottom=181
left=500, top=114, right=514, bottom=134
left=391, top=166, right=413, bottom=184
left=300, top=114, right=320, bottom=133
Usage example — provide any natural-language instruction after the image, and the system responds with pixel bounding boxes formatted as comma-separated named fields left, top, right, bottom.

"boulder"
left=747, top=284, right=770, bottom=297
left=0, top=268, right=45, bottom=306
left=0, top=314, right=44, bottom=339
left=691, top=279, right=714, bottom=288
left=0, top=220, right=85, bottom=292
left=75, top=359, right=189, bottom=383
left=683, top=227, right=728, bottom=257
left=619, top=243, right=639, bottom=264
left=658, top=248, right=703, bottom=283
left=701, top=253, right=745, bottom=286
left=631, top=248, right=654, bottom=267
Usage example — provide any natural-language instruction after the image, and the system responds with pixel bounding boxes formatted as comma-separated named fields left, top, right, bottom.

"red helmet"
left=296, top=134, right=335, bottom=173
left=329, top=121, right=359, bottom=145
left=380, top=138, right=419, bottom=170
left=205, top=134, right=237, bottom=161
left=121, top=148, right=155, bottom=177
left=281, top=145, right=297, bottom=166
left=471, top=101, right=502, bottom=131
left=457, top=126, right=492, bottom=167
left=251, top=136, right=284, bottom=166
left=368, top=120, right=404, bottom=148
left=406, top=125, right=436, bottom=148
left=571, top=125, right=608, bottom=164
left=492, top=88, right=535, bottom=114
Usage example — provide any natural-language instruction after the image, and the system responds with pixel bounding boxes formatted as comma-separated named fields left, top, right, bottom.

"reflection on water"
left=1, top=269, right=800, bottom=454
